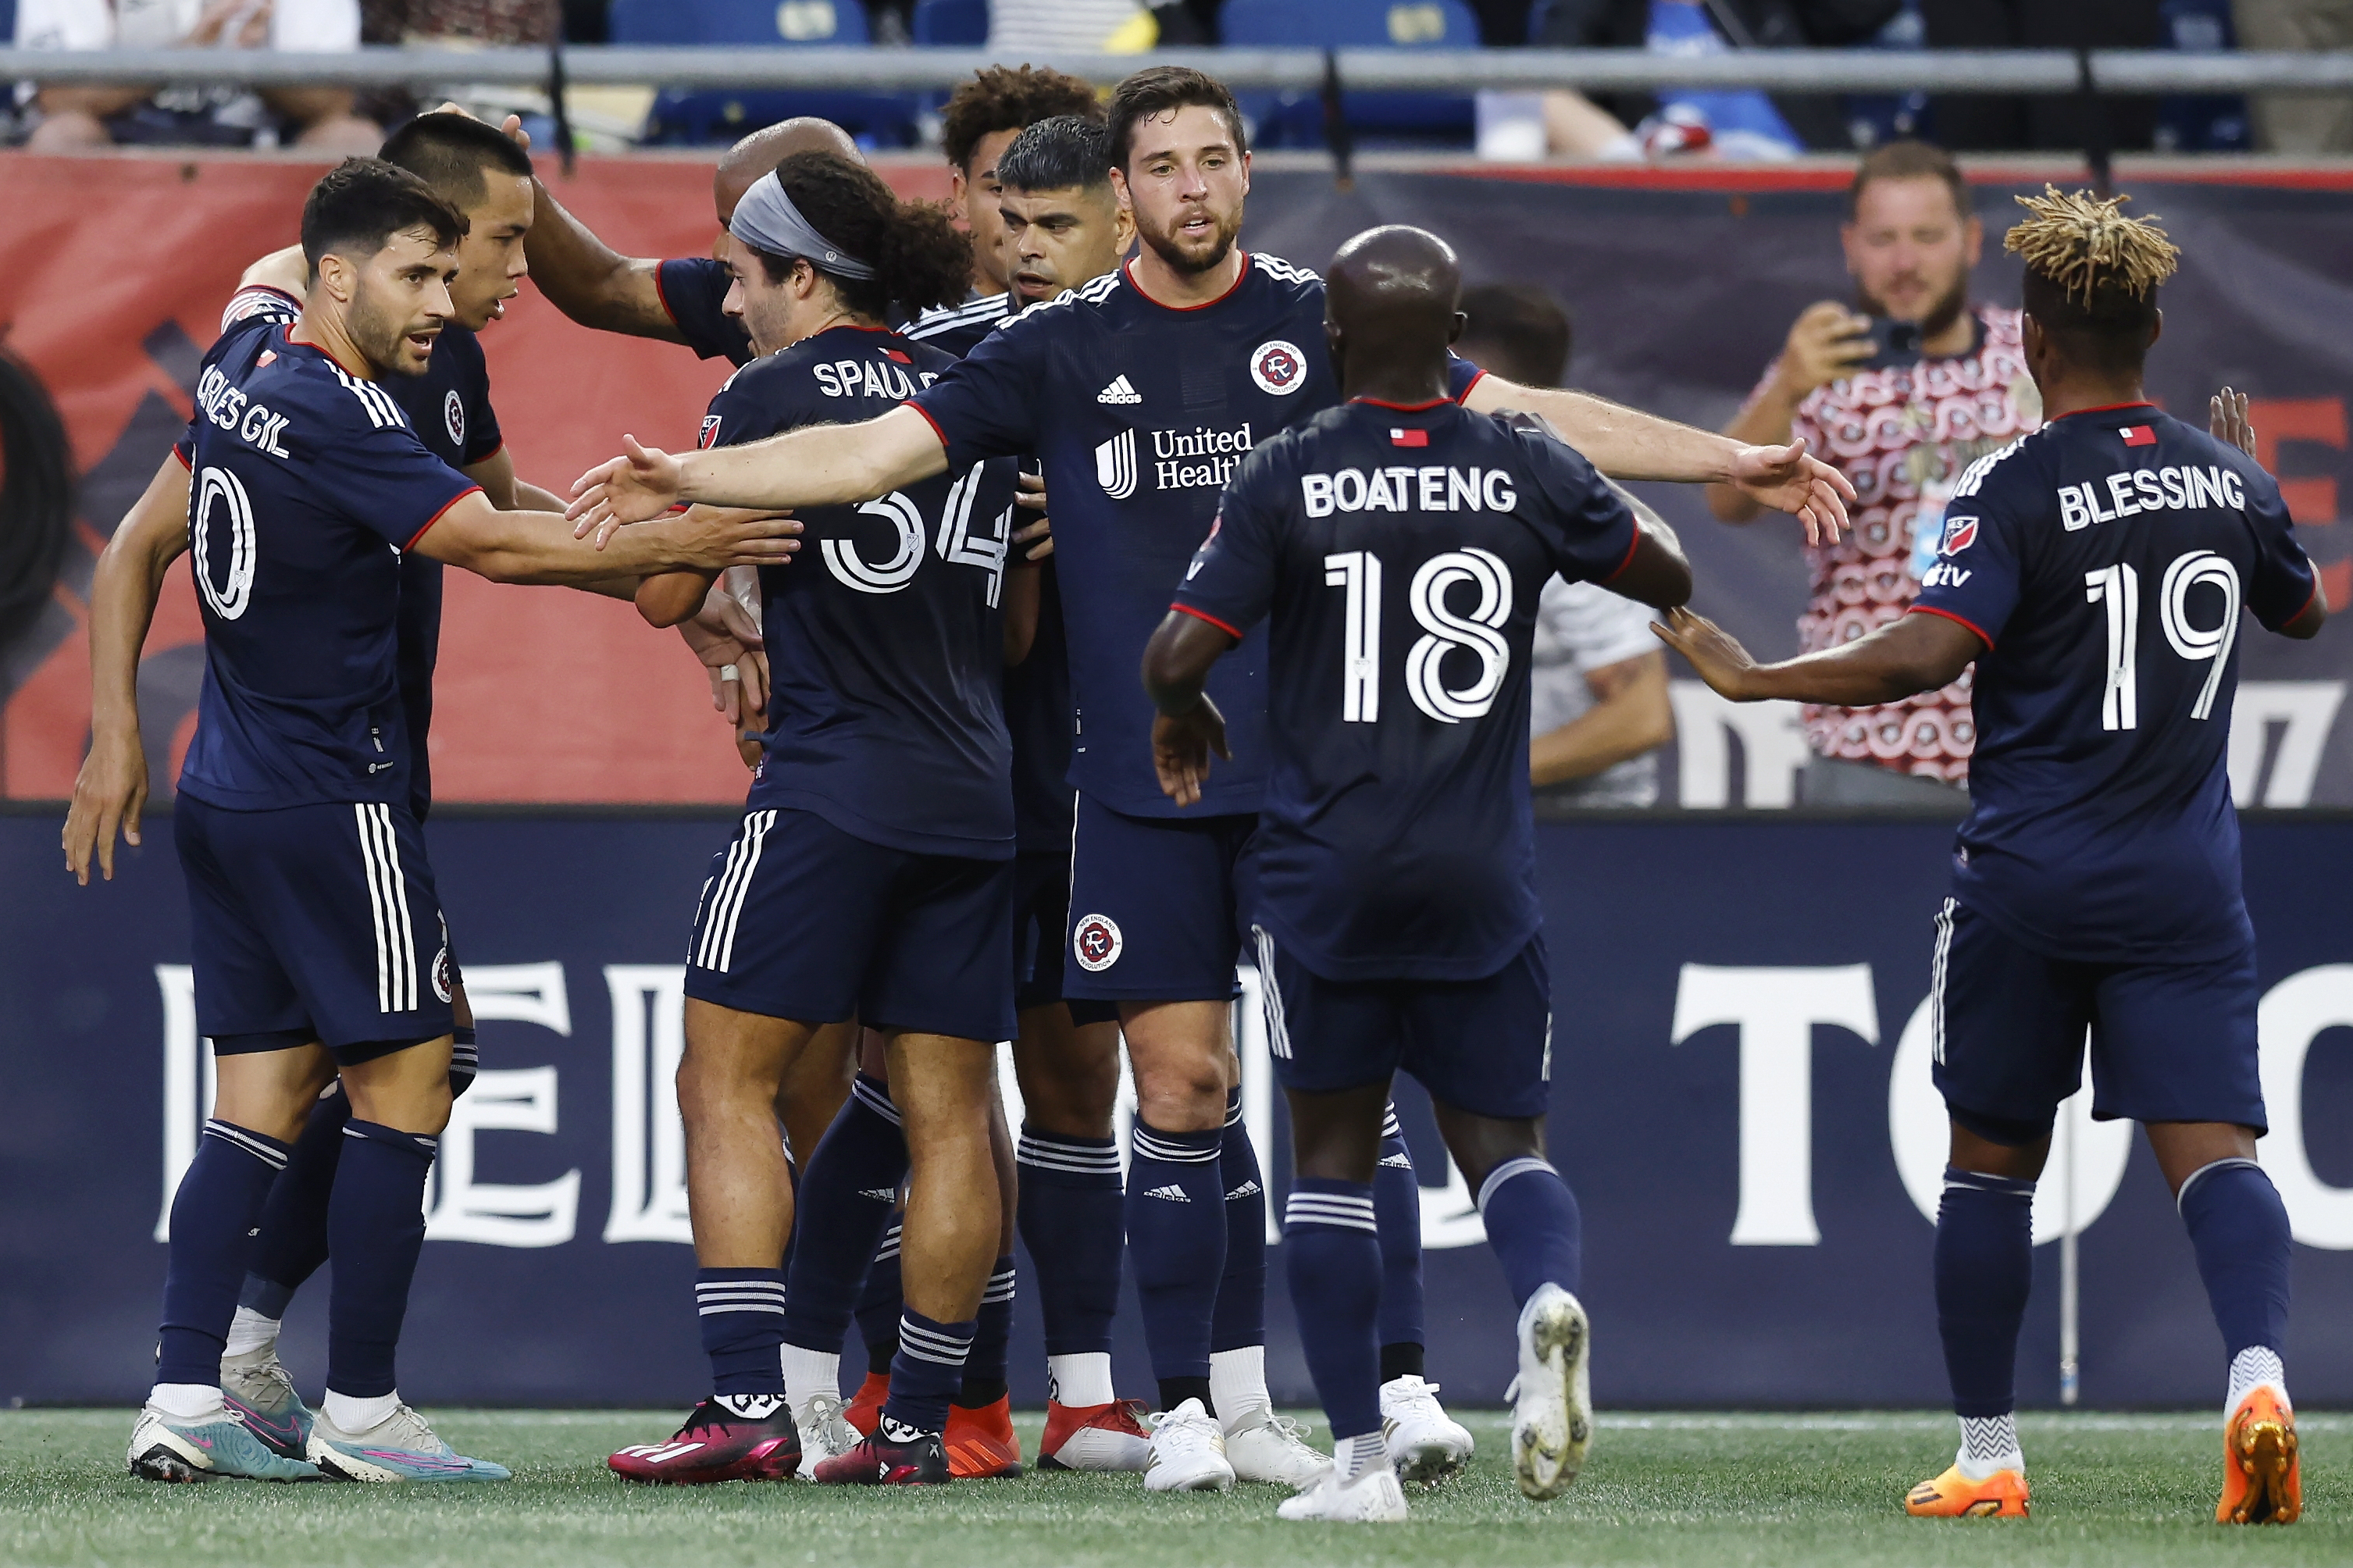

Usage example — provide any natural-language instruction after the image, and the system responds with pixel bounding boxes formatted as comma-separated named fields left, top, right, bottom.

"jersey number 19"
left=2084, top=549, right=2241, bottom=731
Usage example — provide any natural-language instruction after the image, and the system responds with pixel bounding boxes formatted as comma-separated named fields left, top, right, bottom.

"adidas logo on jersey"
left=1143, top=1184, right=1191, bottom=1203
left=1096, top=375, right=1143, bottom=404
left=1378, top=1152, right=1415, bottom=1169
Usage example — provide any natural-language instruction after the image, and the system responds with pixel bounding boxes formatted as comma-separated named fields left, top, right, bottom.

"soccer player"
left=1141, top=223, right=1693, bottom=1522
left=65, top=158, right=797, bottom=1483
left=1656, top=189, right=2327, bottom=1526
left=568, top=64, right=1852, bottom=1493
left=604, top=153, right=1023, bottom=1488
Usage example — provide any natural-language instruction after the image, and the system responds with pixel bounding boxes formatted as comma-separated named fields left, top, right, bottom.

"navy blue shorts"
left=685, top=807, right=1017, bottom=1043
left=1929, top=897, right=2266, bottom=1140
left=1064, top=796, right=1253, bottom=1007
left=1252, top=928, right=1553, bottom=1121
left=176, top=796, right=457, bottom=1064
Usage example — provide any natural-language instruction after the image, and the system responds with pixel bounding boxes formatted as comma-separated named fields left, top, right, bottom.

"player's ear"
left=1448, top=310, right=1466, bottom=347
left=1324, top=319, right=1345, bottom=381
left=2147, top=308, right=2162, bottom=349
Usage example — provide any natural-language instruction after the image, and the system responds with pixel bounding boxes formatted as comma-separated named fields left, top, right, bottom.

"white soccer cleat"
left=1277, top=1464, right=1411, bottom=1523
left=1225, top=1404, right=1334, bottom=1489
left=1510, top=1283, right=1592, bottom=1501
left=1142, top=1398, right=1235, bottom=1493
left=1381, top=1375, right=1474, bottom=1484
left=308, top=1402, right=510, bottom=1482
left=793, top=1392, right=858, bottom=1480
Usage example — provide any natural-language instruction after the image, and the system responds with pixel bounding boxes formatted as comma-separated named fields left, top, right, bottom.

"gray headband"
left=729, top=171, right=874, bottom=280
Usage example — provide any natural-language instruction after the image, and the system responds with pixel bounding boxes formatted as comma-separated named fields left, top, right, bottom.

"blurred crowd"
left=5, top=0, right=2348, bottom=155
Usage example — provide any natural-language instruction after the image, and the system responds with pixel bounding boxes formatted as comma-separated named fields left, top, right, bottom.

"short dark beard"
left=348, top=287, right=428, bottom=380
left=1142, top=210, right=1238, bottom=278
left=1859, top=273, right=1971, bottom=345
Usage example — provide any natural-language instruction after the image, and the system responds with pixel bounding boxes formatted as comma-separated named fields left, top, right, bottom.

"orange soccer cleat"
left=2219, top=1385, right=2300, bottom=1525
left=1038, top=1397, right=1153, bottom=1472
left=1905, top=1463, right=2030, bottom=1518
left=843, top=1370, right=889, bottom=1438
left=943, top=1395, right=1025, bottom=1479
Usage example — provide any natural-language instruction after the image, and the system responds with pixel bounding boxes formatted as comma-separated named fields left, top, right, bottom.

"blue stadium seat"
left=912, top=0, right=989, bottom=46
left=610, top=0, right=920, bottom=148
left=1221, top=0, right=1481, bottom=149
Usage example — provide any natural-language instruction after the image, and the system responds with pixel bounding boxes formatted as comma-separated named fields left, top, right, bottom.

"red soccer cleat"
left=844, top=1370, right=889, bottom=1437
left=1037, top=1397, right=1153, bottom=1473
left=608, top=1397, right=801, bottom=1485
left=944, top=1395, right=1023, bottom=1478
left=811, top=1420, right=951, bottom=1485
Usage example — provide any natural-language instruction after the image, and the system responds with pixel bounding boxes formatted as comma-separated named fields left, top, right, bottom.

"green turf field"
left=0, top=1409, right=2337, bottom=1568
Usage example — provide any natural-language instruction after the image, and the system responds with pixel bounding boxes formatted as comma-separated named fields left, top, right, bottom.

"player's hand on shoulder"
left=2210, top=387, right=2256, bottom=460
left=62, top=725, right=148, bottom=886
left=571, top=436, right=687, bottom=543
left=1729, top=436, right=1853, bottom=548
left=1153, top=697, right=1231, bottom=808
left=1652, top=606, right=1764, bottom=701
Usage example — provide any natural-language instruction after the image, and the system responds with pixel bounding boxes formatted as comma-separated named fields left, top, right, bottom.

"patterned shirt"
left=1740, top=305, right=2041, bottom=782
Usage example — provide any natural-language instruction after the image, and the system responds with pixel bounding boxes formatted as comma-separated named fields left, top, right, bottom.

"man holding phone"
left=1705, top=141, right=2037, bottom=805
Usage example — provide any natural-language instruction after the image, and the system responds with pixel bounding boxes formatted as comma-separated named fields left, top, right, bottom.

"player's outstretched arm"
left=520, top=179, right=687, bottom=344
left=567, top=409, right=948, bottom=540
left=64, top=454, right=192, bottom=886
left=1655, top=604, right=1980, bottom=707
left=416, top=492, right=800, bottom=585
left=1465, top=375, right=1855, bottom=546
left=1141, top=611, right=1238, bottom=808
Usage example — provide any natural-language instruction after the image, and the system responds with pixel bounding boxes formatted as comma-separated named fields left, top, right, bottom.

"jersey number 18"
left=1324, top=547, right=1513, bottom=725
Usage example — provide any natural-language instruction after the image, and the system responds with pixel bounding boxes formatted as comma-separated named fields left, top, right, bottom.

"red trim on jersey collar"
left=904, top=399, right=952, bottom=451
left=2055, top=401, right=2159, bottom=419
left=1352, top=396, right=1451, bottom=412
left=406, top=484, right=484, bottom=551
left=1123, top=252, right=1251, bottom=313
left=1907, top=602, right=1994, bottom=652
left=1170, top=601, right=1244, bottom=640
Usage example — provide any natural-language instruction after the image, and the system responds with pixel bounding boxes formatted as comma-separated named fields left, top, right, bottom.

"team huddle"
left=62, top=59, right=2324, bottom=1529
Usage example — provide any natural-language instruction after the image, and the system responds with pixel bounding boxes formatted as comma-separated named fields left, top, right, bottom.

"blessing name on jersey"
left=2059, top=464, right=2248, bottom=530
left=1302, top=465, right=1517, bottom=517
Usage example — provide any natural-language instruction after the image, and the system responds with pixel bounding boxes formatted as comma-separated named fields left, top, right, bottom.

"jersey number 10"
left=2084, top=549, right=2241, bottom=732
left=1324, top=548, right=1513, bottom=725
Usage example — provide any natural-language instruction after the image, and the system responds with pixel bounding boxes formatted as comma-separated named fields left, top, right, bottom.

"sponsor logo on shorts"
left=1142, top=1184, right=1189, bottom=1203
left=1250, top=339, right=1306, bottom=396
left=1225, top=1180, right=1261, bottom=1200
left=443, top=390, right=465, bottom=448
left=1073, top=912, right=1123, bottom=972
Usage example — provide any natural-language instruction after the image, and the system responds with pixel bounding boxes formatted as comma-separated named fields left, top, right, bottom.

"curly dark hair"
left=751, top=151, right=972, bottom=320
left=940, top=66, right=1101, bottom=177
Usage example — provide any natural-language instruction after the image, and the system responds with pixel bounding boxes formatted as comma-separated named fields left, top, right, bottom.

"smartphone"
left=1854, top=317, right=1923, bottom=372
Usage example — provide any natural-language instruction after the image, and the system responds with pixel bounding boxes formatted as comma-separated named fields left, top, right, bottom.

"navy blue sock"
left=1015, top=1124, right=1123, bottom=1358
left=883, top=1310, right=975, bottom=1434
left=1282, top=1179, right=1383, bottom=1442
left=697, top=1267, right=787, bottom=1396
left=857, top=1230, right=903, bottom=1375
left=779, top=1074, right=905, bottom=1358
left=325, top=1119, right=438, bottom=1399
left=1476, top=1156, right=1584, bottom=1306
left=1374, top=1103, right=1426, bottom=1368
left=1126, top=1119, right=1226, bottom=1395
left=157, top=1120, right=291, bottom=1385
left=240, top=1089, right=350, bottom=1318
left=1934, top=1167, right=2035, bottom=1417
left=2179, top=1158, right=2292, bottom=1359
left=1210, top=1089, right=1267, bottom=1355
left=958, top=1257, right=1016, bottom=1408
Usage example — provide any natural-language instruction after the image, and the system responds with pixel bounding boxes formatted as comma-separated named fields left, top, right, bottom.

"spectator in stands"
left=1458, top=283, right=1675, bottom=809
left=1920, top=0, right=2163, bottom=151
left=16, top=0, right=382, bottom=151
left=1703, top=139, right=2035, bottom=806
left=2235, top=0, right=2353, bottom=152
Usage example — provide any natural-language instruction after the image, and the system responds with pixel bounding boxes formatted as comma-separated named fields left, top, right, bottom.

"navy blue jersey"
left=1173, top=398, right=1638, bottom=982
left=205, top=287, right=504, bottom=819
left=905, top=290, right=1014, bottom=360
left=1007, top=560, right=1073, bottom=848
left=1913, top=404, right=2319, bottom=963
left=172, top=315, right=481, bottom=812
left=657, top=256, right=754, bottom=365
left=911, top=254, right=1485, bottom=818
left=707, top=324, right=1023, bottom=857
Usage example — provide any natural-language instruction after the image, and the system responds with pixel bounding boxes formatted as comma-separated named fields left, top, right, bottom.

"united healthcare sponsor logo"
left=1095, top=423, right=1255, bottom=500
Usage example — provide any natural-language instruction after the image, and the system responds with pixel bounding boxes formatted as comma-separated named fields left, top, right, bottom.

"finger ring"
left=720, top=665, right=740, bottom=682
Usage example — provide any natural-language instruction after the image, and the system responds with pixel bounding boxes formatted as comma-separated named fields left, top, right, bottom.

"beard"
left=1859, top=269, right=1970, bottom=343
left=1139, top=202, right=1242, bottom=277
left=348, top=283, right=433, bottom=379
